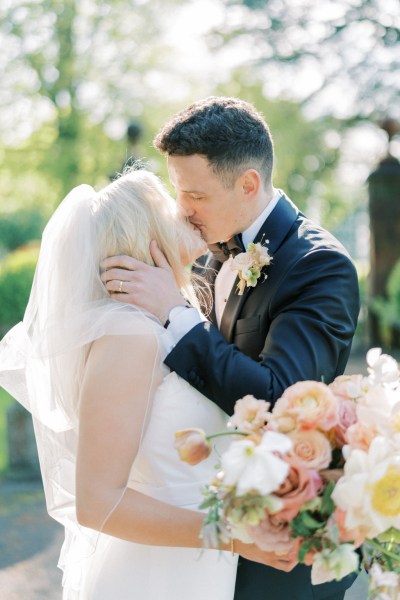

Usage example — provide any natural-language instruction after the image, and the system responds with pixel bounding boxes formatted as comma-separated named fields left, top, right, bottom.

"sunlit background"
left=0, top=0, right=399, bottom=439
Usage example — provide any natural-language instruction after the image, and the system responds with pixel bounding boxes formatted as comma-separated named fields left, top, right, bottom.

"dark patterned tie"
left=208, top=234, right=244, bottom=263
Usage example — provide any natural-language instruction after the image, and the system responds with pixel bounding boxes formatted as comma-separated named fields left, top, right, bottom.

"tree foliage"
left=216, top=73, right=350, bottom=228
left=214, top=0, right=399, bottom=119
left=0, top=0, right=181, bottom=203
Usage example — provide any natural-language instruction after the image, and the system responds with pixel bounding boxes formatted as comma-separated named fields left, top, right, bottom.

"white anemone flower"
left=220, top=431, right=292, bottom=497
left=367, top=348, right=400, bottom=387
left=332, top=437, right=400, bottom=538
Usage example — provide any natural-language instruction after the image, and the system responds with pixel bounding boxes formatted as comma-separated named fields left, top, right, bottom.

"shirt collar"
left=241, top=188, right=282, bottom=249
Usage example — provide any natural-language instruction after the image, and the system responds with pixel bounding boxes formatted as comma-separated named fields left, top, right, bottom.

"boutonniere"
left=230, top=241, right=272, bottom=295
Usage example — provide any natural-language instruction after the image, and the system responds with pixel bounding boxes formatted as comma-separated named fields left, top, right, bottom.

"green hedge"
left=0, top=209, right=45, bottom=252
left=0, top=388, right=13, bottom=473
left=0, top=245, right=39, bottom=336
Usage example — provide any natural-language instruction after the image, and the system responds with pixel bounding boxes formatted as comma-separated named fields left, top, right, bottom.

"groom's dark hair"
left=153, top=96, right=274, bottom=189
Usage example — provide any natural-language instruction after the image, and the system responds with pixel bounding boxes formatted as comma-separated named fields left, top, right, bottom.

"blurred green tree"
left=216, top=74, right=351, bottom=230
left=0, top=0, right=182, bottom=207
left=213, top=0, right=399, bottom=120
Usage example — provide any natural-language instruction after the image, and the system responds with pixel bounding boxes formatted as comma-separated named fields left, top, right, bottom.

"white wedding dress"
left=77, top=369, right=238, bottom=600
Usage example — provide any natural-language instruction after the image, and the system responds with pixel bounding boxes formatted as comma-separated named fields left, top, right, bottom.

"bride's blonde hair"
left=93, top=168, right=200, bottom=307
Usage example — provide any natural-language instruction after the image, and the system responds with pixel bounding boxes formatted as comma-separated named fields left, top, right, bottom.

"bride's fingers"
left=101, top=267, right=138, bottom=284
left=100, top=255, right=145, bottom=274
left=149, top=240, right=172, bottom=271
left=106, top=279, right=131, bottom=294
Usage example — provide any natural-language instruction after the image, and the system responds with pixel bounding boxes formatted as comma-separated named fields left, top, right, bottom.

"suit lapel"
left=220, top=194, right=299, bottom=342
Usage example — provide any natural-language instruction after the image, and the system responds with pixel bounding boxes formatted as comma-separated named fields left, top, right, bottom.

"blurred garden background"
left=0, top=0, right=399, bottom=476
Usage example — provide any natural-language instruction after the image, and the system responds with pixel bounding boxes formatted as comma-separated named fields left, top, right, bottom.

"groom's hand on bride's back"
left=100, top=241, right=186, bottom=324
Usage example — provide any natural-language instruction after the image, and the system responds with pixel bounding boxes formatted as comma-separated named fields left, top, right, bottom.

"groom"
left=102, top=97, right=360, bottom=599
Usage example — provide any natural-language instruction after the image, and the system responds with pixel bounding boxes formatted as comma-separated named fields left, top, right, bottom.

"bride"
left=0, top=169, right=269, bottom=599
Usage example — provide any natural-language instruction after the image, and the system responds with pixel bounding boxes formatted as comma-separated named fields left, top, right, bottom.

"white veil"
left=0, top=180, right=167, bottom=596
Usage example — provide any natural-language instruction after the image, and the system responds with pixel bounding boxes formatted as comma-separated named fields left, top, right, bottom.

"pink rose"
left=333, top=399, right=358, bottom=448
left=246, top=513, right=301, bottom=555
left=288, top=429, right=332, bottom=470
left=273, top=381, right=338, bottom=432
left=229, top=395, right=271, bottom=435
left=273, top=454, right=322, bottom=521
left=174, top=428, right=211, bottom=465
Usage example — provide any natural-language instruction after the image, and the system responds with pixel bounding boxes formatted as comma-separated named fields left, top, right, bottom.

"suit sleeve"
left=165, top=248, right=360, bottom=415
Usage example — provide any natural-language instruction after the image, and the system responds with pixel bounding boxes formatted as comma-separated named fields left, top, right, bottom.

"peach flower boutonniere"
left=230, top=241, right=272, bottom=295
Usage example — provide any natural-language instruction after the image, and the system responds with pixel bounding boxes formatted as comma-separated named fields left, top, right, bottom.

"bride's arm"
left=75, top=333, right=297, bottom=569
left=76, top=332, right=210, bottom=547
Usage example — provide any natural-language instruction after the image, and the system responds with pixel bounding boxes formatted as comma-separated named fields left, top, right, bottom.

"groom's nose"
left=176, top=193, right=194, bottom=217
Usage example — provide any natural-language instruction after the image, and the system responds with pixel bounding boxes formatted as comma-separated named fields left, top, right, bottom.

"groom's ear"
left=240, top=169, right=261, bottom=199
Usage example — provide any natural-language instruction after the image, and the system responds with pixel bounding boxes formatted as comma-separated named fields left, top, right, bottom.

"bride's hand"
left=235, top=540, right=299, bottom=572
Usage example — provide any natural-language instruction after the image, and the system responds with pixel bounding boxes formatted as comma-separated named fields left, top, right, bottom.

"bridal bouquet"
left=175, top=349, right=400, bottom=597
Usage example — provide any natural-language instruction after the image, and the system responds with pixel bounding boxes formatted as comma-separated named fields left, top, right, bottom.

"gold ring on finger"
left=118, top=280, right=123, bottom=293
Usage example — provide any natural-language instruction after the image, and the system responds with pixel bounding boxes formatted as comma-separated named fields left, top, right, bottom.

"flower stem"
left=206, top=431, right=248, bottom=441
left=366, top=539, right=400, bottom=564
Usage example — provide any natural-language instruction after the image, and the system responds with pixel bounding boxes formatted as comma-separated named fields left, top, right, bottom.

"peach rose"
left=246, top=513, right=301, bottom=555
left=331, top=508, right=365, bottom=548
left=229, top=395, right=271, bottom=435
left=273, top=454, right=322, bottom=521
left=329, top=374, right=364, bottom=401
left=333, top=399, right=358, bottom=448
left=288, top=429, right=332, bottom=470
left=302, top=547, right=319, bottom=566
left=273, top=381, right=338, bottom=432
left=174, top=428, right=211, bottom=465
left=345, top=421, right=378, bottom=451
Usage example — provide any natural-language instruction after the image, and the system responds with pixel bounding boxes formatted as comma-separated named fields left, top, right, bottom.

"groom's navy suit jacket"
left=166, top=194, right=360, bottom=600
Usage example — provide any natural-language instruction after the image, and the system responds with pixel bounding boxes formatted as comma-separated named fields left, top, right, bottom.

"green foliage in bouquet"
left=292, top=482, right=336, bottom=562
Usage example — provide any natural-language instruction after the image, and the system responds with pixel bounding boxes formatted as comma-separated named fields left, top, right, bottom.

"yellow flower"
left=371, top=464, right=400, bottom=517
left=391, top=411, right=400, bottom=433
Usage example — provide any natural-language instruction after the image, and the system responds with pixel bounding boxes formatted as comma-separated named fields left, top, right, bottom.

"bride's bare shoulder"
left=84, top=328, right=163, bottom=386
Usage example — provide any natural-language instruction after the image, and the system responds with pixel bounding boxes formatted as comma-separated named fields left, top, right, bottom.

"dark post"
left=109, top=120, right=143, bottom=181
left=368, top=118, right=400, bottom=346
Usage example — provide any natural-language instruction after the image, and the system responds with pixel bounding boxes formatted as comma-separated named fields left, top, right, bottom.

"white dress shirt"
left=165, top=189, right=282, bottom=351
